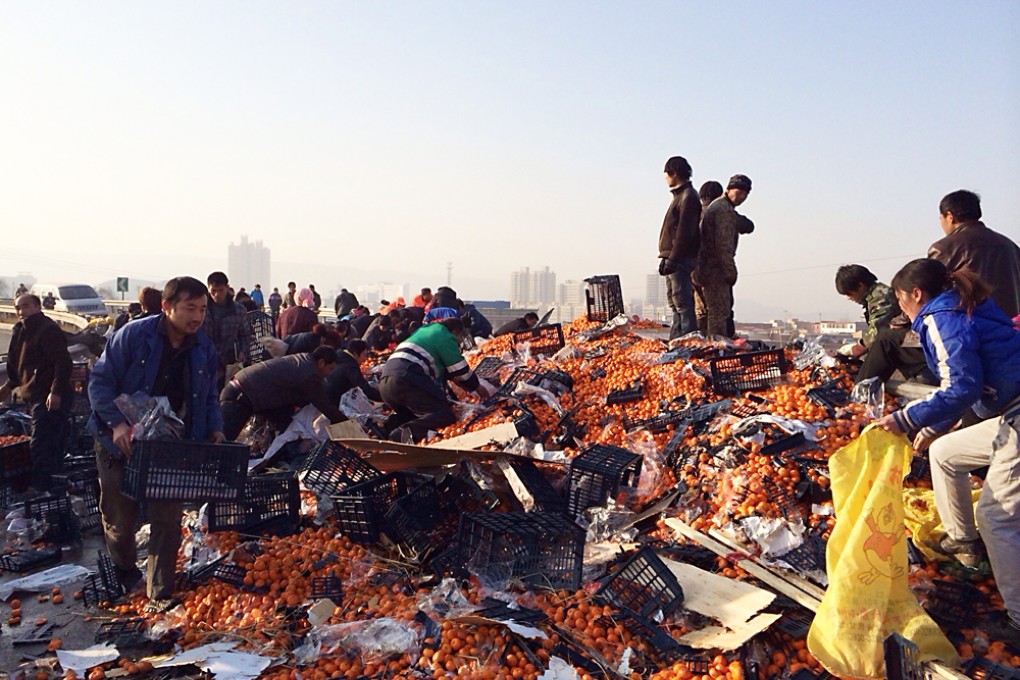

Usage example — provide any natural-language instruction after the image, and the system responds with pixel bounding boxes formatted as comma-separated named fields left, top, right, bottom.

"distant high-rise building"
left=510, top=266, right=557, bottom=308
left=645, top=273, right=667, bottom=307
left=227, top=235, right=271, bottom=290
left=557, top=280, right=585, bottom=306
left=354, top=282, right=409, bottom=309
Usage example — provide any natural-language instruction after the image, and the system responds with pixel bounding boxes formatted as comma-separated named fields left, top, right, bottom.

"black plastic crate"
left=926, top=579, right=987, bottom=627
left=310, top=575, right=343, bottom=602
left=504, top=458, right=566, bottom=513
left=383, top=477, right=444, bottom=552
left=82, top=552, right=125, bottom=606
left=806, top=380, right=852, bottom=412
left=123, top=440, right=249, bottom=502
left=622, top=409, right=687, bottom=434
left=0, top=546, right=62, bottom=573
left=512, top=323, right=565, bottom=356
left=965, top=657, right=1020, bottom=680
left=0, top=436, right=32, bottom=485
left=331, top=472, right=412, bottom=545
left=474, top=598, right=548, bottom=625
left=566, top=444, right=642, bottom=517
left=300, top=440, right=382, bottom=497
left=791, top=669, right=832, bottom=680
left=595, top=547, right=685, bottom=620
left=884, top=633, right=924, bottom=680
left=513, top=409, right=540, bottom=440
left=385, top=473, right=496, bottom=558
left=907, top=455, right=931, bottom=483
left=25, top=492, right=81, bottom=544
left=212, top=562, right=246, bottom=587
left=207, top=472, right=300, bottom=535
left=709, top=350, right=788, bottom=394
left=657, top=543, right=720, bottom=573
left=52, top=469, right=101, bottom=532
left=606, top=382, right=643, bottom=405
left=456, top=512, right=585, bottom=589
left=776, top=609, right=815, bottom=638
left=774, top=533, right=826, bottom=577
left=64, top=454, right=99, bottom=472
left=585, top=275, right=625, bottom=323
left=761, top=432, right=819, bottom=459
left=95, top=617, right=147, bottom=646
left=473, top=356, right=508, bottom=384
left=246, top=310, right=276, bottom=363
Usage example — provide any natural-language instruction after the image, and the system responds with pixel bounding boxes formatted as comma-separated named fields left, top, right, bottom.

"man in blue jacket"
left=88, top=276, right=224, bottom=613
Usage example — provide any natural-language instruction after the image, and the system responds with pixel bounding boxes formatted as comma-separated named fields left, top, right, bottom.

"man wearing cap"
left=657, top=156, right=702, bottom=340
left=696, top=175, right=755, bottom=338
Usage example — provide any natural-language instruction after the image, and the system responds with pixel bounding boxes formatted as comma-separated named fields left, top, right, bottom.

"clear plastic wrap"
left=793, top=336, right=838, bottom=370
left=294, top=617, right=422, bottom=665
left=851, top=377, right=884, bottom=420
left=114, top=393, right=185, bottom=441
left=416, top=578, right=473, bottom=618
left=4, top=508, right=44, bottom=548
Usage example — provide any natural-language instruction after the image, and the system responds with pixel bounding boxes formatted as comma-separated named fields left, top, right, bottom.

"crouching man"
left=380, top=318, right=494, bottom=442
left=88, top=277, right=224, bottom=613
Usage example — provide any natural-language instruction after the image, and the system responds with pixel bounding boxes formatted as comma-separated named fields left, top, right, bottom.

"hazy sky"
left=2, top=2, right=1018, bottom=320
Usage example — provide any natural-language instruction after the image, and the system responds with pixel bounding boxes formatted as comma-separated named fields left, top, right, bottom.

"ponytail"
left=891, top=258, right=990, bottom=314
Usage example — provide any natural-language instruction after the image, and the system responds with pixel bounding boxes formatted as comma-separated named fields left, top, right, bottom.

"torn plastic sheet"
left=731, top=414, right=821, bottom=441
left=417, top=578, right=474, bottom=618
left=506, top=621, right=547, bottom=640
left=293, top=618, right=421, bottom=665
left=618, top=647, right=634, bottom=675
left=250, top=404, right=330, bottom=470
left=56, top=643, right=121, bottom=673
left=511, top=382, right=564, bottom=416
left=0, top=563, right=92, bottom=600
left=793, top=336, right=838, bottom=370
left=852, top=377, right=884, bottom=420
left=574, top=314, right=629, bottom=343
left=736, top=516, right=805, bottom=557
left=149, top=641, right=275, bottom=680
left=538, top=656, right=581, bottom=680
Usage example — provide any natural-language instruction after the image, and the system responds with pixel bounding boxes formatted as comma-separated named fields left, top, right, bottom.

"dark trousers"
left=29, top=393, right=73, bottom=490
left=665, top=257, right=698, bottom=340
left=220, top=382, right=297, bottom=441
left=857, top=327, right=938, bottom=385
left=702, top=281, right=736, bottom=338
left=95, top=442, right=182, bottom=600
left=379, top=373, right=457, bottom=442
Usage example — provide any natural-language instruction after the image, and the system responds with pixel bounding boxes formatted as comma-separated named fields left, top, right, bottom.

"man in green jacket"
left=379, top=318, right=494, bottom=442
left=835, top=264, right=901, bottom=357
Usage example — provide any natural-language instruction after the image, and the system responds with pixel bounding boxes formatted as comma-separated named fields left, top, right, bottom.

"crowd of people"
left=2, top=176, right=1019, bottom=637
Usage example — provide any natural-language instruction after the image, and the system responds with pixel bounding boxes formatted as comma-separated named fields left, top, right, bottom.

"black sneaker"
left=980, top=613, right=1020, bottom=649
left=116, top=566, right=144, bottom=593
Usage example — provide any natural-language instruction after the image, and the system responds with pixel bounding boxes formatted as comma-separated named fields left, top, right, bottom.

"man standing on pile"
left=657, top=156, right=702, bottom=340
left=379, top=318, right=494, bottom=442
left=0, top=294, right=73, bottom=491
left=203, top=272, right=251, bottom=391
left=696, top=174, right=755, bottom=338
left=87, top=277, right=224, bottom=613
left=334, top=288, right=359, bottom=317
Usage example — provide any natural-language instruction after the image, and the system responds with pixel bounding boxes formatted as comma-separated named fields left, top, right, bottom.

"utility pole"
left=446, top=262, right=452, bottom=286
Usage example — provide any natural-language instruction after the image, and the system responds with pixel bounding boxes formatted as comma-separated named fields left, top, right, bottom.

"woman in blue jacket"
left=877, top=258, right=1020, bottom=645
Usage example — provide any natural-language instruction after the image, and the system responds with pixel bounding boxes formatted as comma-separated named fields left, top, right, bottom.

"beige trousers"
left=929, top=416, right=1020, bottom=618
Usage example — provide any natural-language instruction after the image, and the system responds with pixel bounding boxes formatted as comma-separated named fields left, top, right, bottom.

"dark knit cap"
left=727, top=174, right=752, bottom=192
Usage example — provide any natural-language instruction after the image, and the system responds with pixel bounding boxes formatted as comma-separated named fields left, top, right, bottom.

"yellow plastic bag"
left=807, top=427, right=958, bottom=678
left=903, top=487, right=983, bottom=564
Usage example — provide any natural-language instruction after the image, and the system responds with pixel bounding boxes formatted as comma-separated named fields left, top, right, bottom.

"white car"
left=30, top=283, right=108, bottom=317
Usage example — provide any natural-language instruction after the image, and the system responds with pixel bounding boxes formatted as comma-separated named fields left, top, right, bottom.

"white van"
left=29, top=283, right=108, bottom=317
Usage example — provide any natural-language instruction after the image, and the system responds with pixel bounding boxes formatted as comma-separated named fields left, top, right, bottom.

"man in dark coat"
left=695, top=174, right=755, bottom=338
left=657, top=156, right=702, bottom=340
left=0, top=294, right=73, bottom=490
